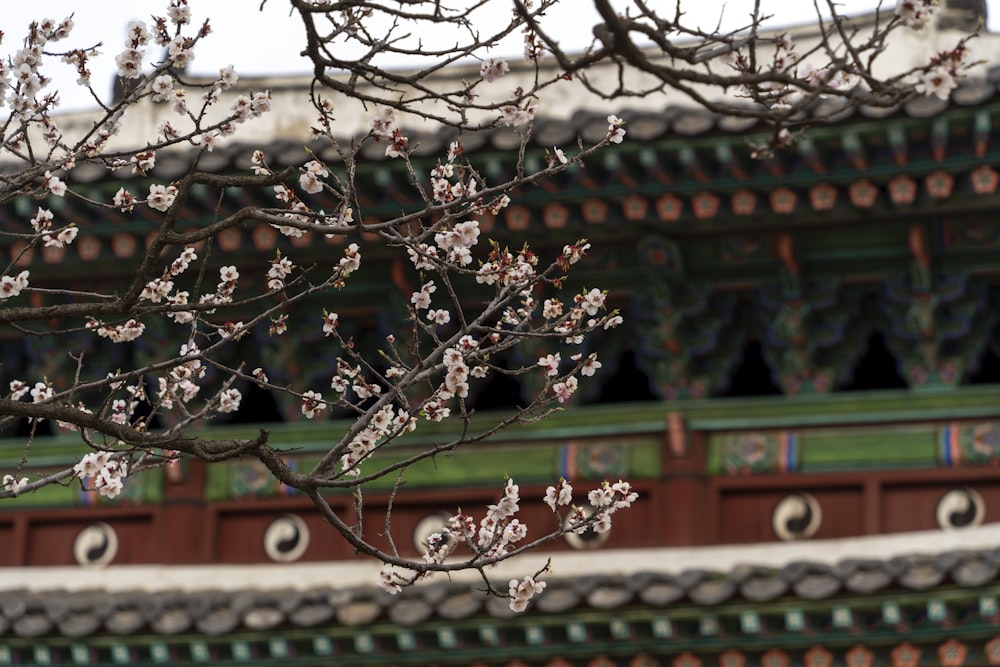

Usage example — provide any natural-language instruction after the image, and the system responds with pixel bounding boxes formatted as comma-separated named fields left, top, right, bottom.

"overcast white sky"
left=4, top=0, right=997, bottom=111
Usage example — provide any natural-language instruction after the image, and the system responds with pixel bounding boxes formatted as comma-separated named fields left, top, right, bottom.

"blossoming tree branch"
left=0, top=0, right=970, bottom=608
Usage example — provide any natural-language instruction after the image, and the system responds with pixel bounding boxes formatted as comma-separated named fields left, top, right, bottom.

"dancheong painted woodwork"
left=6, top=19, right=1000, bottom=666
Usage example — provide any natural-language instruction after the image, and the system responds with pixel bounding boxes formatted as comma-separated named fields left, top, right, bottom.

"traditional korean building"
left=3, top=2, right=1000, bottom=665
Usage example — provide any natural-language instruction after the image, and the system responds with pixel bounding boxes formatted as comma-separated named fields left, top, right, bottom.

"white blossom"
left=3, top=474, right=28, bottom=494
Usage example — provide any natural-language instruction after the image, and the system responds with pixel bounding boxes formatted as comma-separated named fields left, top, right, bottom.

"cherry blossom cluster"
left=30, top=207, right=78, bottom=249
left=0, top=271, right=30, bottom=300
left=913, top=42, right=969, bottom=101
left=377, top=476, right=638, bottom=611
left=86, top=318, right=146, bottom=343
left=607, top=115, right=627, bottom=144
left=499, top=101, right=536, bottom=127
left=0, top=12, right=73, bottom=123
left=546, top=477, right=639, bottom=534
left=109, top=384, right=145, bottom=426
left=402, top=478, right=527, bottom=573
left=73, top=451, right=129, bottom=499
left=509, top=575, right=547, bottom=612
left=0, top=3, right=640, bottom=599
left=370, top=106, right=408, bottom=158
left=2, top=475, right=28, bottom=495
left=476, top=245, right=538, bottom=287
left=896, top=0, right=939, bottom=29
left=267, top=253, right=295, bottom=291
left=157, top=342, right=207, bottom=410
left=338, top=404, right=416, bottom=477
left=480, top=57, right=510, bottom=83
left=430, top=162, right=479, bottom=206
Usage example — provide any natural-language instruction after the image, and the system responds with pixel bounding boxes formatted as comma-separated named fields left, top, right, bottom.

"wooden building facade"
left=3, top=21, right=1000, bottom=665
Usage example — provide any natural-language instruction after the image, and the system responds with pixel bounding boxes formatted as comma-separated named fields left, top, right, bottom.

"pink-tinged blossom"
left=499, top=103, right=535, bottom=127
left=480, top=57, right=509, bottom=83
left=132, top=150, right=156, bottom=174
left=916, top=67, right=956, bottom=100
left=572, top=353, right=603, bottom=377
left=537, top=353, right=560, bottom=377
left=114, top=188, right=136, bottom=212
left=508, top=575, right=546, bottom=612
left=151, top=75, right=174, bottom=102
left=378, top=566, right=403, bottom=594
left=92, top=319, right=145, bottom=343
left=339, top=243, right=361, bottom=275
left=31, top=208, right=53, bottom=232
left=218, top=65, right=238, bottom=89
left=115, top=49, right=143, bottom=78
left=167, top=35, right=194, bottom=68
left=322, top=311, right=339, bottom=335
left=552, top=376, right=578, bottom=403
left=577, top=288, right=606, bottom=316
left=147, top=184, right=177, bottom=212
left=301, top=391, right=326, bottom=418
left=199, top=132, right=221, bottom=151
left=607, top=114, right=627, bottom=143
left=593, top=512, right=613, bottom=533
left=543, top=479, right=573, bottom=511
left=299, top=160, right=328, bottom=194
left=385, top=128, right=409, bottom=158
left=896, top=0, right=938, bottom=28
left=44, top=171, right=66, bottom=197
left=411, top=281, right=436, bottom=310
left=588, top=483, right=615, bottom=508
left=0, top=271, right=29, bottom=300
left=427, top=309, right=451, bottom=326
left=73, top=452, right=128, bottom=499
left=167, top=2, right=191, bottom=25
left=2, top=475, right=28, bottom=495
left=218, top=388, right=242, bottom=413
left=44, top=226, right=78, bottom=248
left=371, top=106, right=396, bottom=139
left=9, top=381, right=29, bottom=401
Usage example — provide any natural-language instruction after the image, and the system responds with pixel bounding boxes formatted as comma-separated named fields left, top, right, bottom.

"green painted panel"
left=708, top=424, right=937, bottom=474
left=800, top=425, right=937, bottom=471
left=206, top=436, right=660, bottom=501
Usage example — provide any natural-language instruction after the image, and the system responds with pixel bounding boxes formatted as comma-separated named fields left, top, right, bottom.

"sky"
left=4, top=0, right=997, bottom=111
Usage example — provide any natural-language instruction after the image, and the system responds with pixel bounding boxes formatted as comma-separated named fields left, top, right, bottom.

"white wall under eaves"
left=2, top=523, right=998, bottom=594
left=41, top=12, right=1000, bottom=156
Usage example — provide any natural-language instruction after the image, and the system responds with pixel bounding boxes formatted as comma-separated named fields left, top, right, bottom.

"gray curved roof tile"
left=688, top=578, right=736, bottom=606
left=388, top=598, right=434, bottom=626
left=435, top=589, right=485, bottom=619
left=3, top=544, right=1000, bottom=638
left=792, top=573, right=842, bottom=600
left=56, top=613, right=101, bottom=638
left=196, top=608, right=241, bottom=636
left=50, top=76, right=999, bottom=193
left=12, top=613, right=52, bottom=638
left=952, top=557, right=998, bottom=587
left=587, top=584, right=634, bottom=609
left=534, top=587, right=581, bottom=614
left=336, top=600, right=381, bottom=626
left=150, top=608, right=192, bottom=635
left=740, top=573, right=789, bottom=602
left=290, top=602, right=336, bottom=627
left=638, top=579, right=686, bottom=606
